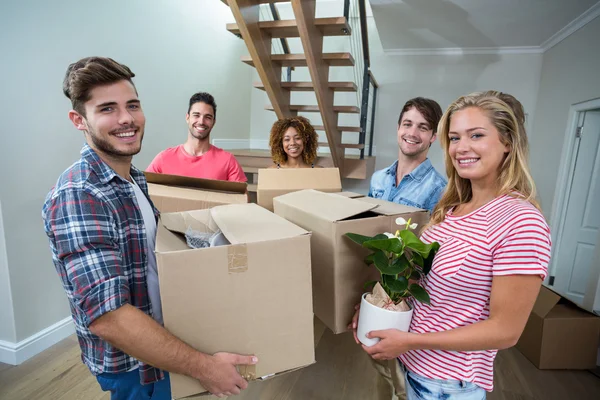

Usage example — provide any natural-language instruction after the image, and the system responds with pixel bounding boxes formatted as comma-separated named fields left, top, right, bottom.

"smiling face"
left=70, top=80, right=145, bottom=159
left=397, top=107, right=437, bottom=157
left=186, top=101, right=215, bottom=141
left=282, top=127, right=305, bottom=160
left=448, top=107, right=510, bottom=188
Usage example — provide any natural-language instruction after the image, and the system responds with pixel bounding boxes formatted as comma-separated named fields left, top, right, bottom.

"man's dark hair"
left=398, top=97, right=443, bottom=134
left=188, top=92, right=217, bottom=118
left=63, top=57, right=136, bottom=116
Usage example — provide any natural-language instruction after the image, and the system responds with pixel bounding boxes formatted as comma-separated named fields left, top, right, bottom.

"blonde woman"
left=351, top=91, right=551, bottom=399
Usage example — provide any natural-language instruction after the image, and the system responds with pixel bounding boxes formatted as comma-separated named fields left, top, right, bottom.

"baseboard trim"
left=0, top=316, right=74, bottom=365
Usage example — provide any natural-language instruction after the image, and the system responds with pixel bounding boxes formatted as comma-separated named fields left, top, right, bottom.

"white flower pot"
left=357, top=293, right=414, bottom=347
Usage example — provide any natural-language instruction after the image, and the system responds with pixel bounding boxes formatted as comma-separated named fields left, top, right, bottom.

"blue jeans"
left=96, top=369, right=171, bottom=400
left=403, top=366, right=486, bottom=400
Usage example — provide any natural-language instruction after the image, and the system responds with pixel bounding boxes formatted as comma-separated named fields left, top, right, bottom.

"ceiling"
left=369, top=0, right=600, bottom=53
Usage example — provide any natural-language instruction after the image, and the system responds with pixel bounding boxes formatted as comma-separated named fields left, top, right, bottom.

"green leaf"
left=373, top=250, right=411, bottom=275
left=372, top=234, right=389, bottom=241
left=364, top=253, right=375, bottom=265
left=408, top=284, right=431, bottom=305
left=363, top=238, right=404, bottom=253
left=383, top=275, right=409, bottom=293
left=422, top=244, right=439, bottom=275
left=363, top=280, right=378, bottom=291
left=390, top=254, right=410, bottom=275
left=345, top=233, right=375, bottom=246
left=411, top=252, right=424, bottom=268
left=398, top=230, right=440, bottom=259
left=409, top=269, right=421, bottom=280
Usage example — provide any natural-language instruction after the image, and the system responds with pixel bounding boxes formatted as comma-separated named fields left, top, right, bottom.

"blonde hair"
left=429, top=90, right=540, bottom=227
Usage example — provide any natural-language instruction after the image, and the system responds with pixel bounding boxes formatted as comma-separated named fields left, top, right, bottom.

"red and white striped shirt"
left=399, top=194, right=551, bottom=392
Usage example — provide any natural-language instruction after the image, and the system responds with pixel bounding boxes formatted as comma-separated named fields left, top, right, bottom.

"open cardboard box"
left=256, top=168, right=342, bottom=211
left=273, top=190, right=430, bottom=334
left=145, top=172, right=247, bottom=213
left=516, top=285, right=600, bottom=369
left=155, top=203, right=315, bottom=398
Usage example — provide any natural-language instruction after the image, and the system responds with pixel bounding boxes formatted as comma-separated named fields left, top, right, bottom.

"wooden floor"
left=1, top=326, right=599, bottom=400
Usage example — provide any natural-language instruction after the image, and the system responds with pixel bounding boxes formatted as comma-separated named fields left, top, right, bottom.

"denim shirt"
left=368, top=158, right=447, bottom=212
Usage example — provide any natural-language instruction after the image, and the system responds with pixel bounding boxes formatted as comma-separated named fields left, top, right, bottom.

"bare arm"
left=90, top=304, right=257, bottom=396
left=362, top=274, right=542, bottom=359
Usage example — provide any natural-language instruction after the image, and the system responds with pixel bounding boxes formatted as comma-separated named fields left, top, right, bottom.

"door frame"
left=548, top=97, right=600, bottom=310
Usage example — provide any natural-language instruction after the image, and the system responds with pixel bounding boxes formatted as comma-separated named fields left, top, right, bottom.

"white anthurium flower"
left=383, top=232, right=395, bottom=238
left=409, top=222, right=418, bottom=230
left=395, top=217, right=407, bottom=226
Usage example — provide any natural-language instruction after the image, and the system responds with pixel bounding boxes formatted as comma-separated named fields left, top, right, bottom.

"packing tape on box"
left=238, top=364, right=256, bottom=380
left=227, top=244, right=248, bottom=273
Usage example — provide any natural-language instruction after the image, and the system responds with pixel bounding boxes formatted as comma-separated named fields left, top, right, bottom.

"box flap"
left=274, top=189, right=377, bottom=222
left=257, top=168, right=342, bottom=191
left=356, top=197, right=426, bottom=215
left=145, top=172, right=247, bottom=194
left=532, top=285, right=562, bottom=318
left=330, top=191, right=364, bottom=199
left=159, top=209, right=217, bottom=236
left=210, top=203, right=308, bottom=244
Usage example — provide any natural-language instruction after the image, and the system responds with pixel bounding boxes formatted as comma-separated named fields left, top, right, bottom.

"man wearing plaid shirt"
left=42, top=57, right=257, bottom=400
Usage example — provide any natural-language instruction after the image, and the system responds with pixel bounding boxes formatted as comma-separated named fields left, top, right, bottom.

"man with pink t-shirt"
left=147, top=92, right=247, bottom=182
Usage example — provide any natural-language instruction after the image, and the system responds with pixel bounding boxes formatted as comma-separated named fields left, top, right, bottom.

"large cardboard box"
left=156, top=203, right=315, bottom=399
left=516, top=285, right=600, bottom=369
left=273, top=189, right=429, bottom=334
left=145, top=172, right=247, bottom=212
left=257, top=168, right=342, bottom=211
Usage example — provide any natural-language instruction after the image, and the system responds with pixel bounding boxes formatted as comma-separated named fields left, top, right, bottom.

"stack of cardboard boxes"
left=146, top=168, right=600, bottom=398
left=147, top=168, right=429, bottom=398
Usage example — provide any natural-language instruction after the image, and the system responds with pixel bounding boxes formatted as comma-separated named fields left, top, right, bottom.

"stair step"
left=265, top=104, right=360, bottom=114
left=319, top=142, right=366, bottom=150
left=313, top=125, right=362, bottom=132
left=230, top=149, right=376, bottom=180
left=254, top=81, right=357, bottom=92
left=227, top=17, right=350, bottom=38
left=221, top=0, right=288, bottom=5
left=242, top=53, right=354, bottom=67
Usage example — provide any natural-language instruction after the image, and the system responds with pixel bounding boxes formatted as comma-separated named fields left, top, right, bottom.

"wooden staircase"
left=222, top=0, right=377, bottom=181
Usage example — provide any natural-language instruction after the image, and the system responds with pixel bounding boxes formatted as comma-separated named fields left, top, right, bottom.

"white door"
left=554, top=110, right=600, bottom=304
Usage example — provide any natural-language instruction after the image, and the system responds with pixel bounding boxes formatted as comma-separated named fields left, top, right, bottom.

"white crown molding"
left=382, top=2, right=600, bottom=56
left=541, top=1, right=600, bottom=51
left=383, top=46, right=544, bottom=56
left=0, top=317, right=74, bottom=365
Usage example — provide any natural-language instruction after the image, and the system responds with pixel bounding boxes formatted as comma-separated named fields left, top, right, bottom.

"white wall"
left=0, top=0, right=252, bottom=342
left=530, top=16, right=600, bottom=219
left=0, top=201, right=17, bottom=343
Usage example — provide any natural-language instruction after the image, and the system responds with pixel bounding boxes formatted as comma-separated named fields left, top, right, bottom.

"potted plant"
left=345, top=217, right=440, bottom=346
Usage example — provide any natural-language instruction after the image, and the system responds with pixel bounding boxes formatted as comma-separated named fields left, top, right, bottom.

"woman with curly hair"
left=268, top=116, right=320, bottom=168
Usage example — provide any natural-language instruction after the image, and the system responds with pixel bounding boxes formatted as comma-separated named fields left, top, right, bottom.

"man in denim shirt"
left=369, top=97, right=447, bottom=213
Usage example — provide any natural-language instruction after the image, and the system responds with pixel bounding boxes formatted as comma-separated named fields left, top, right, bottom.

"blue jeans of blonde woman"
left=400, top=361, right=486, bottom=400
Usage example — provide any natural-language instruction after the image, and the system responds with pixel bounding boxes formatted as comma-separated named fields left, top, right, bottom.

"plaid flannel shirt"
left=42, top=144, right=164, bottom=384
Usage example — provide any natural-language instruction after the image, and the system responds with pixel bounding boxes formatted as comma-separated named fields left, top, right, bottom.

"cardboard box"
left=155, top=203, right=315, bottom=398
left=145, top=172, right=247, bottom=213
left=516, top=285, right=600, bottom=369
left=257, top=168, right=342, bottom=211
left=333, top=191, right=365, bottom=199
left=273, top=190, right=429, bottom=334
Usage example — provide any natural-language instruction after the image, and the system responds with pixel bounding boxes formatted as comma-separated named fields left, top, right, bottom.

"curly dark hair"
left=269, top=116, right=319, bottom=165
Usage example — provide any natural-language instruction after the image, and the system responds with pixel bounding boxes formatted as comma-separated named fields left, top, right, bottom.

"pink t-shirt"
left=146, top=145, right=247, bottom=182
left=399, top=194, right=551, bottom=392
